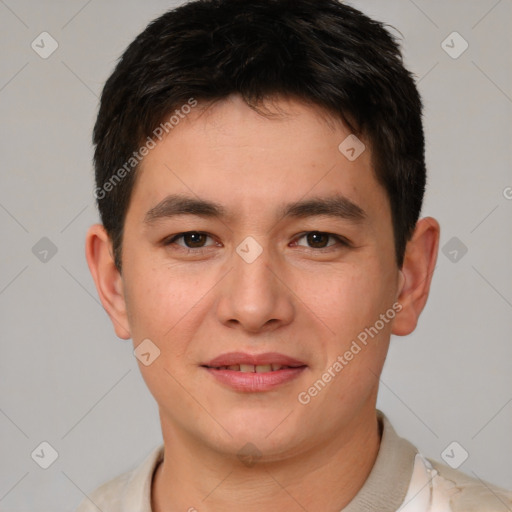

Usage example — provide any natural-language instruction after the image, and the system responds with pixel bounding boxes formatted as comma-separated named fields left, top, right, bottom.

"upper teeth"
left=215, top=364, right=290, bottom=372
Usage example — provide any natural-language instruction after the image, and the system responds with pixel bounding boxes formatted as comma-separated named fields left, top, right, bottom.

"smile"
left=205, top=364, right=299, bottom=372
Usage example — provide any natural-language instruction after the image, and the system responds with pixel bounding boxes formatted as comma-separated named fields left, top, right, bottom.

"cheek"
left=299, top=262, right=392, bottom=335
left=122, top=261, right=199, bottom=344
left=297, top=259, right=397, bottom=389
left=123, top=266, right=204, bottom=395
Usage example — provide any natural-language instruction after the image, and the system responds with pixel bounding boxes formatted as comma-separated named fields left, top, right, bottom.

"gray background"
left=0, top=0, right=511, bottom=510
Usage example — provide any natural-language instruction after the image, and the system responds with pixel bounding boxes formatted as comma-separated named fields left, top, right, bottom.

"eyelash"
left=162, top=231, right=351, bottom=254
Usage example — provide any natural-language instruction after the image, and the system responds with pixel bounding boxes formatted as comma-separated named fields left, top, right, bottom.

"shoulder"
left=426, top=457, right=512, bottom=511
left=74, top=469, right=132, bottom=512
left=74, top=444, right=164, bottom=512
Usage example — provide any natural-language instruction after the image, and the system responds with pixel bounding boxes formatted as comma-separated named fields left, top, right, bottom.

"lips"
left=203, top=352, right=307, bottom=371
left=202, top=352, right=307, bottom=392
left=211, top=363, right=293, bottom=373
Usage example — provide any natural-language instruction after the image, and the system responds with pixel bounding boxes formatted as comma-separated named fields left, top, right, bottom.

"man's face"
left=119, top=95, right=402, bottom=458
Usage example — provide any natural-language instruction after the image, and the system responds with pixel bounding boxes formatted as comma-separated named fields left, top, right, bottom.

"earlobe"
left=85, top=224, right=131, bottom=340
left=392, top=217, right=440, bottom=336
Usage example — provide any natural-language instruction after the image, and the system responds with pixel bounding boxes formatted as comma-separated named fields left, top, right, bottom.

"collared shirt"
left=75, top=410, right=512, bottom=511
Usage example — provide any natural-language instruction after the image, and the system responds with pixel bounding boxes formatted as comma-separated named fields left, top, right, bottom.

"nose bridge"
left=215, top=236, right=294, bottom=331
left=235, top=238, right=274, bottom=292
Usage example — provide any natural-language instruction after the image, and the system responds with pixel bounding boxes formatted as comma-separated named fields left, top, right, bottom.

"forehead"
left=128, top=94, right=391, bottom=227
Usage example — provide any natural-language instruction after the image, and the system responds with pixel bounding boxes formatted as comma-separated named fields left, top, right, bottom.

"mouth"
left=201, top=352, right=308, bottom=392
left=203, top=363, right=305, bottom=372
left=203, top=351, right=307, bottom=368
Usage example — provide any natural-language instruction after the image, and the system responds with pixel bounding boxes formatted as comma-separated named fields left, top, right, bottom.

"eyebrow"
left=144, top=193, right=366, bottom=225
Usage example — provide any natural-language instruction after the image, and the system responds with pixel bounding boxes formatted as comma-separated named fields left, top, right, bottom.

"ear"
left=85, top=224, right=131, bottom=339
left=392, top=217, right=440, bottom=336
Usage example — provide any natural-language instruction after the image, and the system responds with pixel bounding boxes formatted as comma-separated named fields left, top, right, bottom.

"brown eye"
left=295, top=231, right=347, bottom=249
left=181, top=232, right=208, bottom=248
left=165, top=231, right=215, bottom=249
left=306, top=232, right=330, bottom=248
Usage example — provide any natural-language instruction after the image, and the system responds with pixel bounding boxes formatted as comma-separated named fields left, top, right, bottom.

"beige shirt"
left=75, top=410, right=512, bottom=511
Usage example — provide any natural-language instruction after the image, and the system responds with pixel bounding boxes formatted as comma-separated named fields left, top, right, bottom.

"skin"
left=86, top=94, right=439, bottom=511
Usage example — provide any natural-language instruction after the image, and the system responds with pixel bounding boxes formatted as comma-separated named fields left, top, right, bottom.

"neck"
left=152, top=407, right=381, bottom=512
left=151, top=408, right=380, bottom=512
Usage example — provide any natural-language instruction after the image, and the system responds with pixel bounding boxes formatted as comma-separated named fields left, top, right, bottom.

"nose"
left=215, top=240, right=295, bottom=334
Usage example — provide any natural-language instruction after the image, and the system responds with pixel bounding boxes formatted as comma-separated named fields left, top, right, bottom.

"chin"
left=209, top=407, right=298, bottom=448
